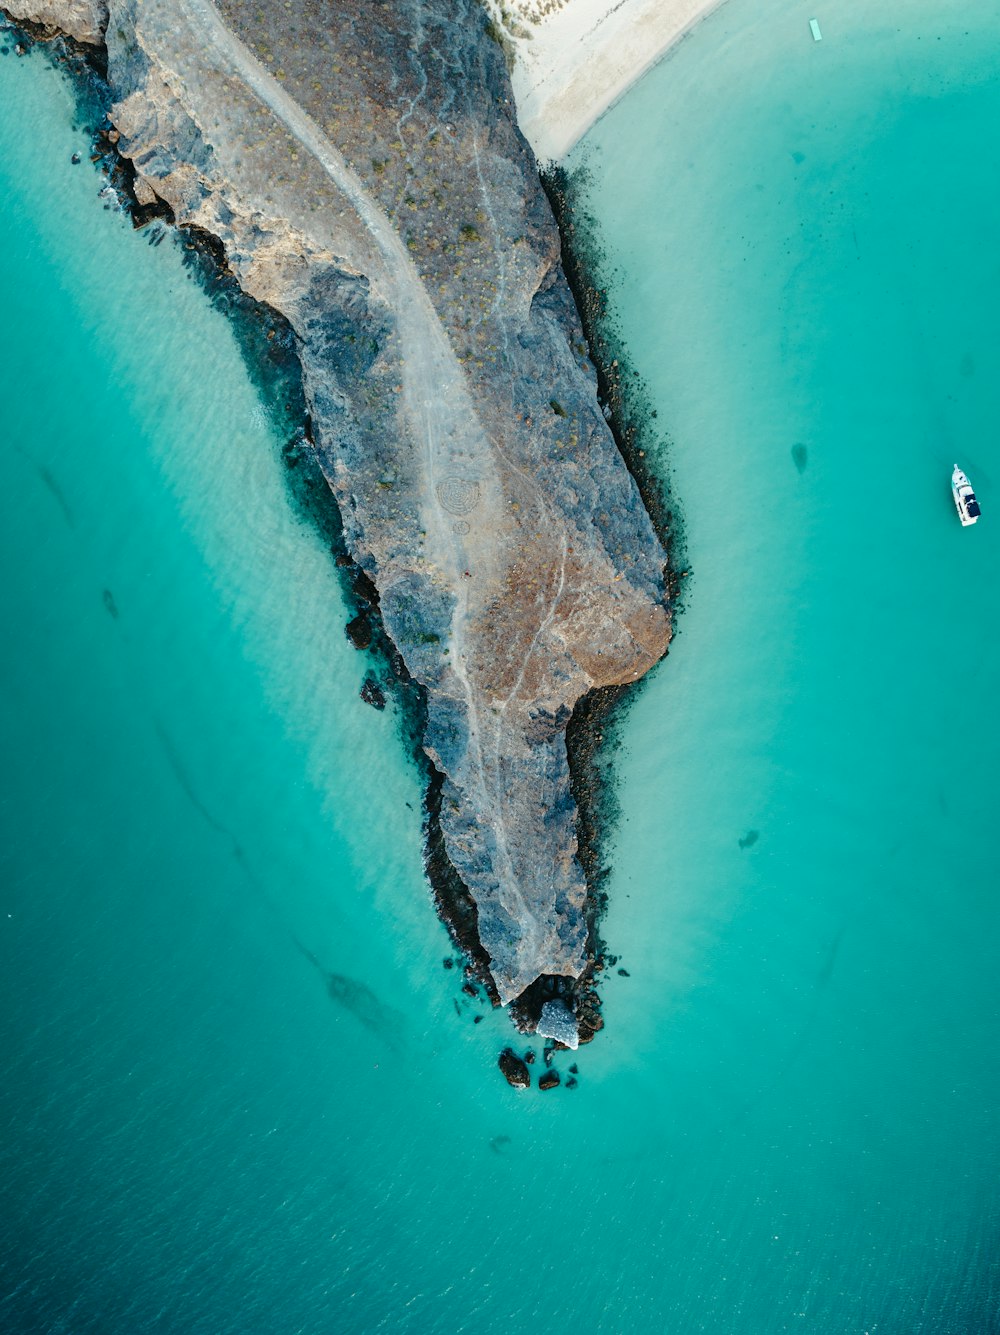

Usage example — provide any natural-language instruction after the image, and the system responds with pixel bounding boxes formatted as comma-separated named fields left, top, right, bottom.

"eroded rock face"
left=11, top=0, right=670, bottom=1013
left=4, top=0, right=106, bottom=44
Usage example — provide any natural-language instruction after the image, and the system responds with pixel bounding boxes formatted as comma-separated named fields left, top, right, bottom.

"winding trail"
left=166, top=0, right=569, bottom=988
left=175, top=0, right=492, bottom=525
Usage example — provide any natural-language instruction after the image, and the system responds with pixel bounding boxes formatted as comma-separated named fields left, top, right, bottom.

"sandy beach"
left=485, top=0, right=728, bottom=161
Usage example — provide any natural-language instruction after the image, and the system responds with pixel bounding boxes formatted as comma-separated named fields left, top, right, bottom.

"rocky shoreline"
left=2, top=0, right=673, bottom=1052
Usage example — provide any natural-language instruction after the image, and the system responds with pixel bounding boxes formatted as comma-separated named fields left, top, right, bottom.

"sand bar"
left=486, top=0, right=728, bottom=161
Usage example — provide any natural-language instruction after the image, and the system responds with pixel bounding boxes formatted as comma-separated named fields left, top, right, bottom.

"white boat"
left=952, top=465, right=981, bottom=526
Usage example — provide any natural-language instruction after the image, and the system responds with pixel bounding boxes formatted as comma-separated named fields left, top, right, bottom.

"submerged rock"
left=345, top=612, right=372, bottom=651
left=360, top=676, right=386, bottom=710
left=498, top=1048, right=531, bottom=1090
left=4, top=0, right=107, bottom=46
left=538, top=1069, right=560, bottom=1091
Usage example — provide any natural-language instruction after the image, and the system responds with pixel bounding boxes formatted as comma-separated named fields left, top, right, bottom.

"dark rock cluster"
left=498, top=1048, right=530, bottom=1090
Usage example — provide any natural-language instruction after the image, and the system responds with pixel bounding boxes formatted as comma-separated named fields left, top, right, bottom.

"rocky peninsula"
left=4, top=0, right=670, bottom=1036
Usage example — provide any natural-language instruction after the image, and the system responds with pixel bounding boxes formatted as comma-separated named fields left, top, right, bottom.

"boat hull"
left=952, top=465, right=981, bottom=526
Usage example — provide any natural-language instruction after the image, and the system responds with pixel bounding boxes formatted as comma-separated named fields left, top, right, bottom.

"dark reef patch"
left=540, top=161, right=686, bottom=604
left=345, top=611, right=373, bottom=650
left=533, top=158, right=691, bottom=1042
left=360, top=675, right=386, bottom=710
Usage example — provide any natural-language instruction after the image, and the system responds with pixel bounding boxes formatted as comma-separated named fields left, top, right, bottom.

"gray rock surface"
left=4, top=0, right=105, bottom=44
left=7, top=0, right=670, bottom=1010
left=537, top=999, right=580, bottom=1049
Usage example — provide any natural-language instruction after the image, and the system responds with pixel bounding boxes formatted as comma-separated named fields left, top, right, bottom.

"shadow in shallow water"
left=13, top=445, right=76, bottom=527
left=153, top=718, right=231, bottom=837
left=291, top=938, right=404, bottom=1051
left=151, top=719, right=403, bottom=1048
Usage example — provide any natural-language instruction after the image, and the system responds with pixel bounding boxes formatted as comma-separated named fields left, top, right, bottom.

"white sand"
left=485, top=0, right=728, bottom=161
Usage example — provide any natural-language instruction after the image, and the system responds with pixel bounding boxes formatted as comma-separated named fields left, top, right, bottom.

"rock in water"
left=345, top=613, right=372, bottom=651
left=536, top=999, right=580, bottom=1050
left=360, top=676, right=386, bottom=710
left=24, top=0, right=671, bottom=1022
left=537, top=1069, right=561, bottom=1091
left=499, top=1048, right=531, bottom=1090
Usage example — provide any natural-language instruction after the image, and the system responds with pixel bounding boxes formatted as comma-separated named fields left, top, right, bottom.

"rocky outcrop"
left=8, top=0, right=670, bottom=1020
left=537, top=998, right=580, bottom=1050
left=4, top=0, right=105, bottom=44
left=498, top=1048, right=531, bottom=1089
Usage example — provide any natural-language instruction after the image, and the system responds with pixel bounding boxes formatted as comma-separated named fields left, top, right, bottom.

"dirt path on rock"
left=174, top=0, right=498, bottom=571
left=165, top=0, right=560, bottom=979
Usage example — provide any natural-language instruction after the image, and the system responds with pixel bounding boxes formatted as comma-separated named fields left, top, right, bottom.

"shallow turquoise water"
left=570, top=0, right=1000, bottom=1325
left=1, top=5, right=999, bottom=1332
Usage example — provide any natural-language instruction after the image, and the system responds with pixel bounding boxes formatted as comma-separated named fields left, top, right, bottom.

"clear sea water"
left=1, top=1, right=998, bottom=1330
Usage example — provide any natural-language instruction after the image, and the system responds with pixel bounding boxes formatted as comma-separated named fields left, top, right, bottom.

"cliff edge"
left=4, top=0, right=670, bottom=1021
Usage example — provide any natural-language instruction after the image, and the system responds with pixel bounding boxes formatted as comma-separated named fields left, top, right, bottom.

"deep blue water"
left=2, top=5, right=999, bottom=1332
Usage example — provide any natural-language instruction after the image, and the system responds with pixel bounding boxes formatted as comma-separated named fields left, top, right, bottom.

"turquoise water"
left=1, top=3, right=998, bottom=1331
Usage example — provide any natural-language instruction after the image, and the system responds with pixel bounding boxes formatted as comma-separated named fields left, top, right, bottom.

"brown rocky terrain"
left=3, top=0, right=670, bottom=1032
